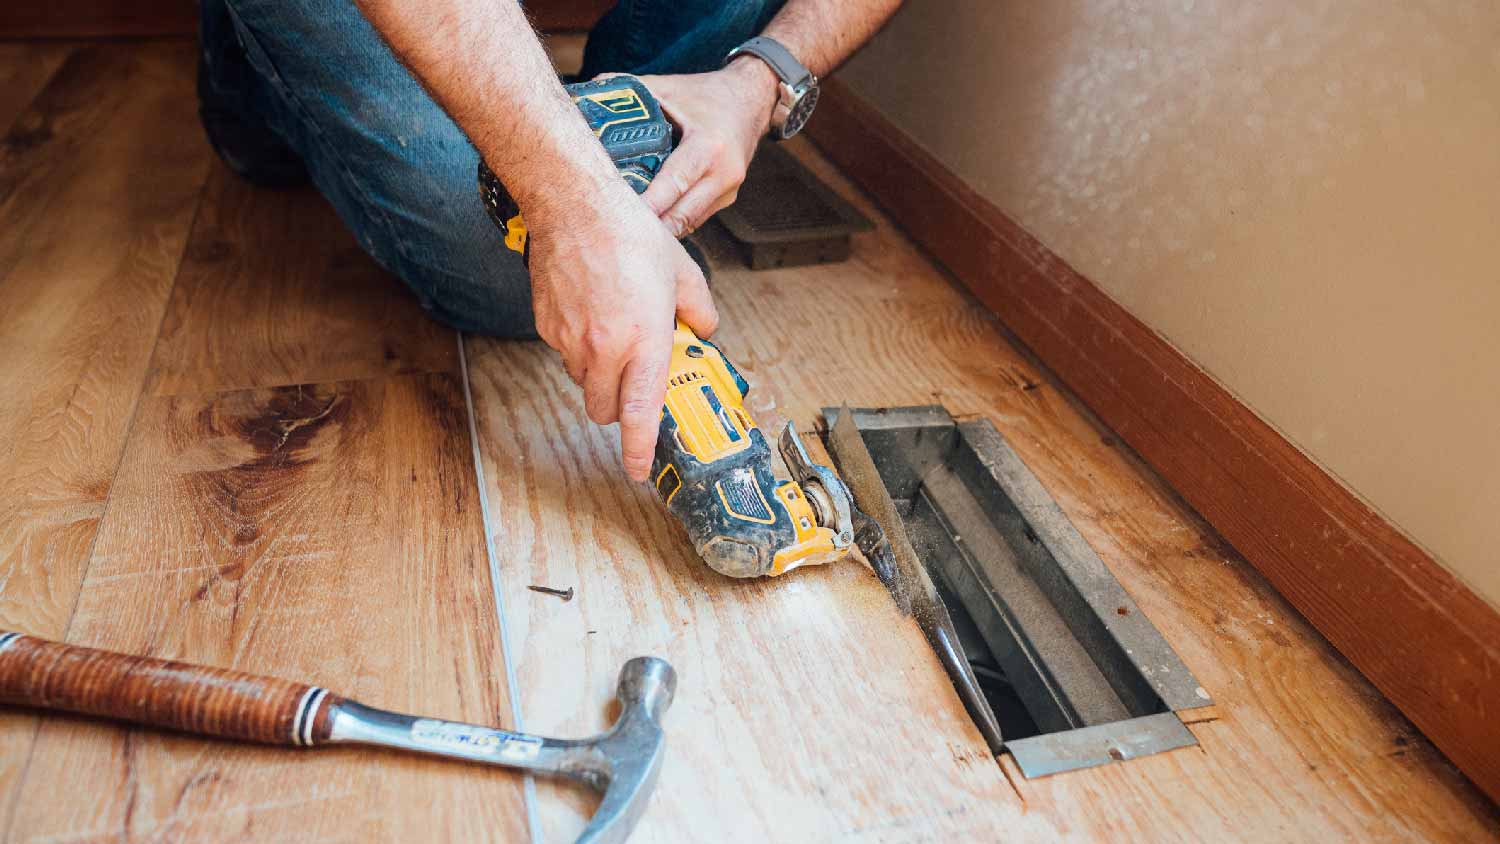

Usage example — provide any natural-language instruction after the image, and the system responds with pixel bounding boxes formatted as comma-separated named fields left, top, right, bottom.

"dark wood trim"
left=530, top=0, right=614, bottom=32
left=0, top=0, right=610, bottom=39
left=0, top=2, right=195, bottom=38
left=807, top=76, right=1500, bottom=804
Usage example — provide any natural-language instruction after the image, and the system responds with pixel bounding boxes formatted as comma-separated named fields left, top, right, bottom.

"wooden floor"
left=0, top=40, right=1494, bottom=843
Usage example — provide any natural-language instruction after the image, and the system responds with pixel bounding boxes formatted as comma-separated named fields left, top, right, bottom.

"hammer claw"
left=328, top=656, right=676, bottom=844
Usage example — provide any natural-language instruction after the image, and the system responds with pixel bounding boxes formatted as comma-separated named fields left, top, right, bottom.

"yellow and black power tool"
left=477, top=75, right=863, bottom=578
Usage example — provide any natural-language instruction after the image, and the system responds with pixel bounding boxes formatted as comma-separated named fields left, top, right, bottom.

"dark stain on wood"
left=238, top=387, right=346, bottom=467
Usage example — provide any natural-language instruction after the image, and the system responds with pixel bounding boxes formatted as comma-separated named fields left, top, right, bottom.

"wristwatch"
left=725, top=36, right=819, bottom=141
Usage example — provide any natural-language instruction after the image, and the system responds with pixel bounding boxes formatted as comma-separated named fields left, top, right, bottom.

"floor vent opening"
left=824, top=406, right=1216, bottom=778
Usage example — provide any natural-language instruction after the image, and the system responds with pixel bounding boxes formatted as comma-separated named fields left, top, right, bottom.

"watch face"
left=780, top=83, right=819, bottom=139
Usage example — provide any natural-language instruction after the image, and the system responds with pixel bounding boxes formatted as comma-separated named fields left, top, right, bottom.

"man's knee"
left=216, top=0, right=537, bottom=339
left=411, top=262, right=539, bottom=340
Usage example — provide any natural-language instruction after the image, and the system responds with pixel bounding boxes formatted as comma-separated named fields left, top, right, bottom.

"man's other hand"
left=526, top=186, right=718, bottom=482
left=635, top=59, right=780, bottom=237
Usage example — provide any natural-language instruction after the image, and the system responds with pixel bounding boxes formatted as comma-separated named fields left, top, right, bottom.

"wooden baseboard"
left=530, top=0, right=614, bottom=32
left=0, top=0, right=611, bottom=39
left=0, top=1, right=195, bottom=38
left=807, top=76, right=1500, bottom=804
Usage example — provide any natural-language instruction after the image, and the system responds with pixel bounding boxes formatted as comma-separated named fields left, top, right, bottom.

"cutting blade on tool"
left=824, top=407, right=1006, bottom=755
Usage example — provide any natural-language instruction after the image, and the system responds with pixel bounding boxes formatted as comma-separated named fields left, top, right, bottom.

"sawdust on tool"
left=826, top=408, right=1008, bottom=753
left=827, top=409, right=940, bottom=626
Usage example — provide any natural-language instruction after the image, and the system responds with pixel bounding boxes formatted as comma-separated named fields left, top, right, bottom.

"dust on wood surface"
left=464, top=136, right=1499, bottom=841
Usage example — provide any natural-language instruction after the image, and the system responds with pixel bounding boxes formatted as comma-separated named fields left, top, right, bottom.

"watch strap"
left=725, top=36, right=813, bottom=87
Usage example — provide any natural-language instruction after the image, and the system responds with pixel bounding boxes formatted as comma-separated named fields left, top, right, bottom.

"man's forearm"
left=761, top=0, right=904, bottom=78
left=719, top=0, right=902, bottom=131
left=355, top=0, right=628, bottom=224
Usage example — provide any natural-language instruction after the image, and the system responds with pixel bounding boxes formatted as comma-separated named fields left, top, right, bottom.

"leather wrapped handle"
left=0, top=631, right=340, bottom=746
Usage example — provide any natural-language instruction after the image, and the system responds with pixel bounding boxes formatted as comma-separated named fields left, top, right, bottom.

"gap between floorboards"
left=456, top=331, right=543, bottom=844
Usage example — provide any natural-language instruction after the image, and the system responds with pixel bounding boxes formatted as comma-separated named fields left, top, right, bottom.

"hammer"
left=0, top=631, right=674, bottom=844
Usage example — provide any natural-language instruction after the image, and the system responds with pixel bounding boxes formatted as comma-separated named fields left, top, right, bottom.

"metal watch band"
left=725, top=36, right=813, bottom=88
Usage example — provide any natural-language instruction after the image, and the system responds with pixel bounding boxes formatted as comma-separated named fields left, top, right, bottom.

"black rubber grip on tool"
left=651, top=410, right=801, bottom=578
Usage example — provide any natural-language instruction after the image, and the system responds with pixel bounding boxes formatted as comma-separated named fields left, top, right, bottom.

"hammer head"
left=576, top=656, right=676, bottom=844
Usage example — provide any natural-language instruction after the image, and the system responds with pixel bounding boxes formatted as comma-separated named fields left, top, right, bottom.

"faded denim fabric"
left=200, top=0, right=785, bottom=337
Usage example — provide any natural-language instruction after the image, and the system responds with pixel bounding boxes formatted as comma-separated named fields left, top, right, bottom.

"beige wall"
left=838, top=1, right=1500, bottom=606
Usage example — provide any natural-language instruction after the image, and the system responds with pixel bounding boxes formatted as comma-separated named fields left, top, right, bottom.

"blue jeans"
left=201, top=0, right=783, bottom=338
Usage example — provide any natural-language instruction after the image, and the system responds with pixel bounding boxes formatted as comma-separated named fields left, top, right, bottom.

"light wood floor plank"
left=0, top=42, right=209, bottom=833
left=464, top=138, right=1498, bottom=841
left=6, top=375, right=527, bottom=843
left=1, top=43, right=519, bottom=841
left=465, top=339, right=1039, bottom=842
left=146, top=165, right=458, bottom=397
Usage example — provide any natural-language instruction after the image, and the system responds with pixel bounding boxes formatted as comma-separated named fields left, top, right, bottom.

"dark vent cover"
left=714, top=143, right=873, bottom=270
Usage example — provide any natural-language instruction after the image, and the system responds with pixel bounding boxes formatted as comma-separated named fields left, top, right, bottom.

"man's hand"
left=636, top=58, right=780, bottom=237
left=525, top=183, right=718, bottom=481
left=353, top=0, right=898, bottom=482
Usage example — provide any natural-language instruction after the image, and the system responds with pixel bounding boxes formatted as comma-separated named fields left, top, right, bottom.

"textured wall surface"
left=838, top=0, right=1500, bottom=605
